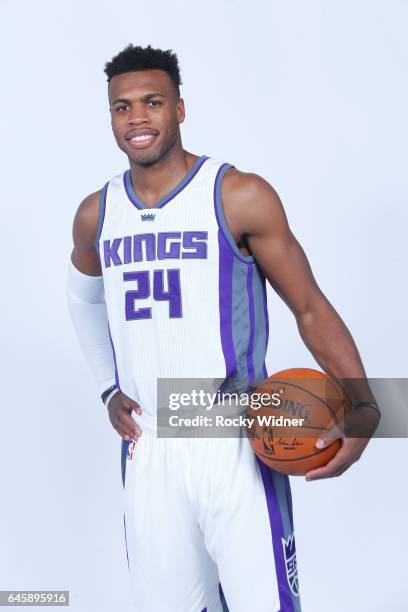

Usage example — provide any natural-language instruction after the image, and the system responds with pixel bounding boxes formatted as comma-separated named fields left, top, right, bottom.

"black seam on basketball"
left=260, top=379, right=341, bottom=421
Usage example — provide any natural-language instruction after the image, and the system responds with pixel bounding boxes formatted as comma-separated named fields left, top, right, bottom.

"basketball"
left=246, top=368, right=352, bottom=475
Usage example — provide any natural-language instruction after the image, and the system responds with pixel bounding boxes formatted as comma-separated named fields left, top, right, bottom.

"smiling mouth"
left=127, top=134, right=158, bottom=149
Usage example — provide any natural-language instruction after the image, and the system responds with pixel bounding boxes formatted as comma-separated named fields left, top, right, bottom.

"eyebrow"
left=110, top=93, right=166, bottom=106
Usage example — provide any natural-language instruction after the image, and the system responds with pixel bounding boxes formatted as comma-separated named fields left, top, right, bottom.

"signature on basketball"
left=276, top=437, right=302, bottom=450
left=262, top=428, right=303, bottom=456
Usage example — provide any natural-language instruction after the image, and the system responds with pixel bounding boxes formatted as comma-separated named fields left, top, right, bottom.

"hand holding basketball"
left=246, top=368, right=380, bottom=480
left=246, top=367, right=351, bottom=476
left=305, top=404, right=381, bottom=481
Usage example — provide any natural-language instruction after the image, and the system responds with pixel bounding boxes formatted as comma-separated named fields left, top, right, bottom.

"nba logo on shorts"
left=127, top=440, right=136, bottom=461
left=282, top=532, right=300, bottom=597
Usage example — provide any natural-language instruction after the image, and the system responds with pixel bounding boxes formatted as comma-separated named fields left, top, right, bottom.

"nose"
left=128, top=102, right=148, bottom=125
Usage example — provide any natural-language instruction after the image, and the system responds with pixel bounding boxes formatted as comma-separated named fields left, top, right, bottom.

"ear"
left=177, top=98, right=185, bottom=124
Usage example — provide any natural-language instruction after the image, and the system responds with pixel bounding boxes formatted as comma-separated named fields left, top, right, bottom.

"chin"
left=128, top=147, right=167, bottom=167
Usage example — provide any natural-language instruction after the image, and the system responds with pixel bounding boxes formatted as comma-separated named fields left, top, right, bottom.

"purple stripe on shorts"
left=218, top=231, right=236, bottom=381
left=246, top=265, right=255, bottom=385
left=219, top=583, right=229, bottom=611
left=121, top=439, right=128, bottom=488
left=257, top=458, right=295, bottom=612
left=123, top=513, right=130, bottom=570
left=107, top=322, right=121, bottom=390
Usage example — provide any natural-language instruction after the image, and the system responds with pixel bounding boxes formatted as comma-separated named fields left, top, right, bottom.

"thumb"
left=120, top=392, right=142, bottom=415
left=315, top=424, right=343, bottom=448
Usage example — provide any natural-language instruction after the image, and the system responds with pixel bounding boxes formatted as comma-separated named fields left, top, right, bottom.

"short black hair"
left=104, top=44, right=182, bottom=95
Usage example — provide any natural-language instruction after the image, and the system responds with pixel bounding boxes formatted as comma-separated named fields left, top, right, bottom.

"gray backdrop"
left=1, top=0, right=407, bottom=610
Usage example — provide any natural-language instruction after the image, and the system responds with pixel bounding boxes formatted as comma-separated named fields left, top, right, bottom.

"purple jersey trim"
left=213, top=163, right=254, bottom=265
left=246, top=265, right=256, bottom=385
left=218, top=231, right=237, bottom=382
left=107, top=321, right=121, bottom=391
left=123, top=155, right=209, bottom=211
left=262, top=279, right=269, bottom=379
left=95, top=181, right=109, bottom=248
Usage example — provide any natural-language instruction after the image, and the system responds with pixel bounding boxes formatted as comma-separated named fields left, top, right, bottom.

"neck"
left=128, top=144, right=200, bottom=208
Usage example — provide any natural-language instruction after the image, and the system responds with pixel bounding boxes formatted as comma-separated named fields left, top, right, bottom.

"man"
left=67, top=44, right=380, bottom=612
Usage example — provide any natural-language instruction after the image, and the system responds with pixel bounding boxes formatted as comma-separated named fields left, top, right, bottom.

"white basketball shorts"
left=121, top=433, right=302, bottom=612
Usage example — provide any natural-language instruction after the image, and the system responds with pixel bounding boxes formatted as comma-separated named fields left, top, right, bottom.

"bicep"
left=71, top=191, right=102, bottom=276
left=245, top=184, right=325, bottom=317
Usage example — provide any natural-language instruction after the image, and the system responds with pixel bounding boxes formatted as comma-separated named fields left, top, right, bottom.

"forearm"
left=66, top=260, right=117, bottom=396
left=297, top=297, right=377, bottom=406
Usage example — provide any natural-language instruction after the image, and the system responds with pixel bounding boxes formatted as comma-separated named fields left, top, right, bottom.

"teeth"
left=131, top=134, right=153, bottom=142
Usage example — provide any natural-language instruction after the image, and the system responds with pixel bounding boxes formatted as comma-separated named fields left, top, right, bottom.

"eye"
left=148, top=100, right=162, bottom=107
left=115, top=104, right=129, bottom=112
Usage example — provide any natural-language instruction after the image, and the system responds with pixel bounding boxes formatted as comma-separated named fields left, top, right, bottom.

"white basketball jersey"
left=96, top=155, right=269, bottom=431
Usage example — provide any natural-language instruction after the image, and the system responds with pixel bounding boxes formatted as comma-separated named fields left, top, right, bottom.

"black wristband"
left=353, top=401, right=381, bottom=418
left=101, top=384, right=118, bottom=404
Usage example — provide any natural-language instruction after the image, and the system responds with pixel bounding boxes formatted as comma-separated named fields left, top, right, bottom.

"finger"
left=118, top=412, right=142, bottom=439
left=120, top=393, right=143, bottom=415
left=305, top=463, right=351, bottom=481
left=315, top=424, right=344, bottom=449
left=113, top=425, right=130, bottom=441
left=335, top=437, right=367, bottom=461
left=305, top=453, right=350, bottom=481
left=305, top=459, right=351, bottom=481
left=109, top=410, right=140, bottom=440
left=116, top=424, right=142, bottom=441
left=333, top=465, right=350, bottom=477
left=133, top=404, right=143, bottom=415
left=305, top=467, right=346, bottom=480
left=125, top=403, right=142, bottom=416
left=132, top=424, right=142, bottom=439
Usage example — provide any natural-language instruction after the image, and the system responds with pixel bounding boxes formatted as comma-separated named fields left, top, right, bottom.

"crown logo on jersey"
left=141, top=213, right=156, bottom=221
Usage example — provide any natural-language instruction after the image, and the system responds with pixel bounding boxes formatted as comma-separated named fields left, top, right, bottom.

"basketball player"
left=67, top=45, right=380, bottom=612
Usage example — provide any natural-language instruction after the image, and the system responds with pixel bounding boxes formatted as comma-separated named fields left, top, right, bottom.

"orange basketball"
left=246, top=368, right=351, bottom=475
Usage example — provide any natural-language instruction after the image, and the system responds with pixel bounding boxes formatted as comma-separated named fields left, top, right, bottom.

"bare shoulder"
left=221, top=167, right=289, bottom=237
left=70, top=189, right=103, bottom=275
left=72, top=189, right=101, bottom=250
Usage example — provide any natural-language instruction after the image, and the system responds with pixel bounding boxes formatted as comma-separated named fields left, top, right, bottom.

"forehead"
left=108, top=69, right=175, bottom=102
